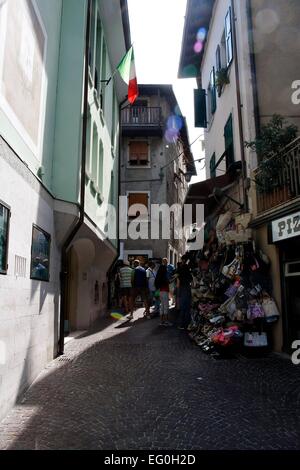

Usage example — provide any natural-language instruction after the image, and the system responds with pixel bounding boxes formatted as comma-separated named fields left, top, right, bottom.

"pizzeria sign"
left=271, top=211, right=300, bottom=243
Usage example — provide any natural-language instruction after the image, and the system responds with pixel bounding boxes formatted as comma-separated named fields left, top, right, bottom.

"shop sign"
left=271, top=211, right=300, bottom=243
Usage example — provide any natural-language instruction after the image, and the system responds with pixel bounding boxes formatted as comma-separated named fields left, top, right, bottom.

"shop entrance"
left=281, top=238, right=300, bottom=351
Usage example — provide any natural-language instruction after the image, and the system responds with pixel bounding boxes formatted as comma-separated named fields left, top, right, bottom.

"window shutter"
left=210, top=68, right=217, bottom=114
left=224, top=114, right=234, bottom=169
left=225, top=7, right=233, bottom=66
left=194, top=89, right=207, bottom=128
left=210, top=153, right=216, bottom=178
left=129, top=141, right=148, bottom=165
left=216, top=45, right=221, bottom=72
left=128, top=193, right=149, bottom=218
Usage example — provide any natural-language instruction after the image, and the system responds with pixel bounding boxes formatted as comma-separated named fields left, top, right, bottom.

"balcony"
left=254, top=137, right=300, bottom=214
left=121, top=106, right=162, bottom=136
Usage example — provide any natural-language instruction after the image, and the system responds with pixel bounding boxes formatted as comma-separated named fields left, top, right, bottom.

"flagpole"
left=100, top=44, right=135, bottom=86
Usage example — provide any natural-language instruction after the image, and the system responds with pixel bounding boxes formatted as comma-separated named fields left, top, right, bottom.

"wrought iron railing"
left=254, top=137, right=300, bottom=214
left=121, top=107, right=161, bottom=126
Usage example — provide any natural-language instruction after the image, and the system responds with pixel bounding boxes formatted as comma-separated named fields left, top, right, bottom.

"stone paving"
left=0, top=308, right=300, bottom=450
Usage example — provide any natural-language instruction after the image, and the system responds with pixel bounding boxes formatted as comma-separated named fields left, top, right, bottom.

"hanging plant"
left=215, top=68, right=230, bottom=88
left=245, top=114, right=298, bottom=193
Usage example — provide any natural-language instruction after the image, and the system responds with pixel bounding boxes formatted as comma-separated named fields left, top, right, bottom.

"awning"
left=185, top=173, right=236, bottom=217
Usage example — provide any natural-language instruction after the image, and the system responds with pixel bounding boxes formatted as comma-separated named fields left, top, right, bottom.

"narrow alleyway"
left=1, top=309, right=300, bottom=450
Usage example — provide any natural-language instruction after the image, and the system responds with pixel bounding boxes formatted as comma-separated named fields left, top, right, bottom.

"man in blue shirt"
left=129, top=260, right=150, bottom=320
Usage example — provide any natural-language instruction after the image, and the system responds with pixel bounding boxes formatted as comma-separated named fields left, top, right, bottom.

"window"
left=128, top=141, right=149, bottom=166
left=220, top=31, right=227, bottom=69
left=94, top=14, right=102, bottom=95
left=225, top=7, right=233, bottom=66
left=100, top=40, right=107, bottom=110
left=216, top=45, right=221, bottom=72
left=0, top=201, right=10, bottom=274
left=127, top=192, right=149, bottom=219
left=224, top=114, right=234, bottom=170
left=210, top=153, right=216, bottom=178
left=86, top=112, right=92, bottom=173
left=210, top=68, right=216, bottom=114
left=89, top=0, right=96, bottom=74
left=30, top=225, right=51, bottom=281
left=110, top=171, right=115, bottom=205
left=91, top=124, right=98, bottom=179
left=111, top=91, right=116, bottom=151
left=207, top=68, right=216, bottom=119
left=98, top=139, right=104, bottom=193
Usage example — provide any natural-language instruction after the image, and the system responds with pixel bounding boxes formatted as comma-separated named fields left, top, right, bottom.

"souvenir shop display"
left=187, top=212, right=279, bottom=358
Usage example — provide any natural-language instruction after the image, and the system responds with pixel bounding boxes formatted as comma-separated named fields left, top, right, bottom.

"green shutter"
left=194, top=89, right=207, bottom=128
left=224, top=114, right=234, bottom=169
left=216, top=46, right=221, bottom=72
left=210, top=68, right=217, bottom=114
left=210, top=153, right=216, bottom=178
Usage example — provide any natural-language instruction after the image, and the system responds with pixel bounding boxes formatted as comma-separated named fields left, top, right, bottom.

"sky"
left=127, top=0, right=205, bottom=183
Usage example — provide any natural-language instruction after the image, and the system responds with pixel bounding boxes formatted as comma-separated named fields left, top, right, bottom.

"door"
left=284, top=260, right=300, bottom=347
left=281, top=237, right=300, bottom=351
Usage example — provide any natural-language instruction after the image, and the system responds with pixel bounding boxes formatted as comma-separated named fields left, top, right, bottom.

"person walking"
left=146, top=261, right=160, bottom=316
left=155, top=258, right=172, bottom=326
left=167, top=261, right=175, bottom=305
left=177, top=255, right=193, bottom=330
left=118, top=260, right=133, bottom=315
left=130, top=260, right=150, bottom=320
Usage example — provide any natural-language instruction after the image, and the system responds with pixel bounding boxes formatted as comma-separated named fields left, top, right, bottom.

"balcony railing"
left=121, top=107, right=161, bottom=127
left=254, top=137, right=300, bottom=214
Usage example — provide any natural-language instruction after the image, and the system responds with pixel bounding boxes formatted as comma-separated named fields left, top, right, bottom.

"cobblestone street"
left=1, top=309, right=300, bottom=450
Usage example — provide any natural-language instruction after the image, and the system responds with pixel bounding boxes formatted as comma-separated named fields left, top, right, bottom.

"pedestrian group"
left=116, top=255, right=193, bottom=328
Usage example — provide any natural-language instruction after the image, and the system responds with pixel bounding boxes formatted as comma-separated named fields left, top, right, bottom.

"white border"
left=0, top=0, right=48, bottom=161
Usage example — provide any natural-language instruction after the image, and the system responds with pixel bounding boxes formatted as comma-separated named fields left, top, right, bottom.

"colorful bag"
left=262, top=297, right=280, bottom=323
left=247, top=302, right=265, bottom=320
left=244, top=332, right=268, bottom=347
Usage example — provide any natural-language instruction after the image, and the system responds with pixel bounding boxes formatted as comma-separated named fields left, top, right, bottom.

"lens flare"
left=167, top=115, right=183, bottom=132
left=194, top=41, right=203, bottom=54
left=197, top=27, right=207, bottom=42
left=182, top=64, right=198, bottom=78
left=165, top=128, right=178, bottom=143
left=174, top=105, right=182, bottom=116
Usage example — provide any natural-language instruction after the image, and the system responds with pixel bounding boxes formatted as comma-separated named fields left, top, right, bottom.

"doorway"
left=281, top=237, right=300, bottom=351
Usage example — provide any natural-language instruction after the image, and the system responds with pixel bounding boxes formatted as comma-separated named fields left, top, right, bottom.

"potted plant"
left=215, top=67, right=230, bottom=94
left=245, top=114, right=298, bottom=194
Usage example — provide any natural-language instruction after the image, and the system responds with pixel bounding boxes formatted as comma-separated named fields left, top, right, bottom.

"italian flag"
left=117, top=46, right=138, bottom=104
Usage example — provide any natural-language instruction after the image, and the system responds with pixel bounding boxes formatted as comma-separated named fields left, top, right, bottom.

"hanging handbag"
left=247, top=302, right=265, bottom=320
left=244, top=332, right=268, bottom=347
left=262, top=297, right=280, bottom=323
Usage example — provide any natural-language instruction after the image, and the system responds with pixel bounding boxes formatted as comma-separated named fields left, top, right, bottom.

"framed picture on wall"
left=0, top=200, right=10, bottom=275
left=30, top=225, right=51, bottom=281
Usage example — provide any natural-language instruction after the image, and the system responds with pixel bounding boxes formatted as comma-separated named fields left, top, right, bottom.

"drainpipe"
left=231, top=0, right=248, bottom=212
left=58, top=0, right=91, bottom=356
left=246, top=0, right=260, bottom=139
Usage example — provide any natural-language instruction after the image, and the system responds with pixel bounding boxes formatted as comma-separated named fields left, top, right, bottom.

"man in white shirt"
left=146, top=261, right=160, bottom=316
